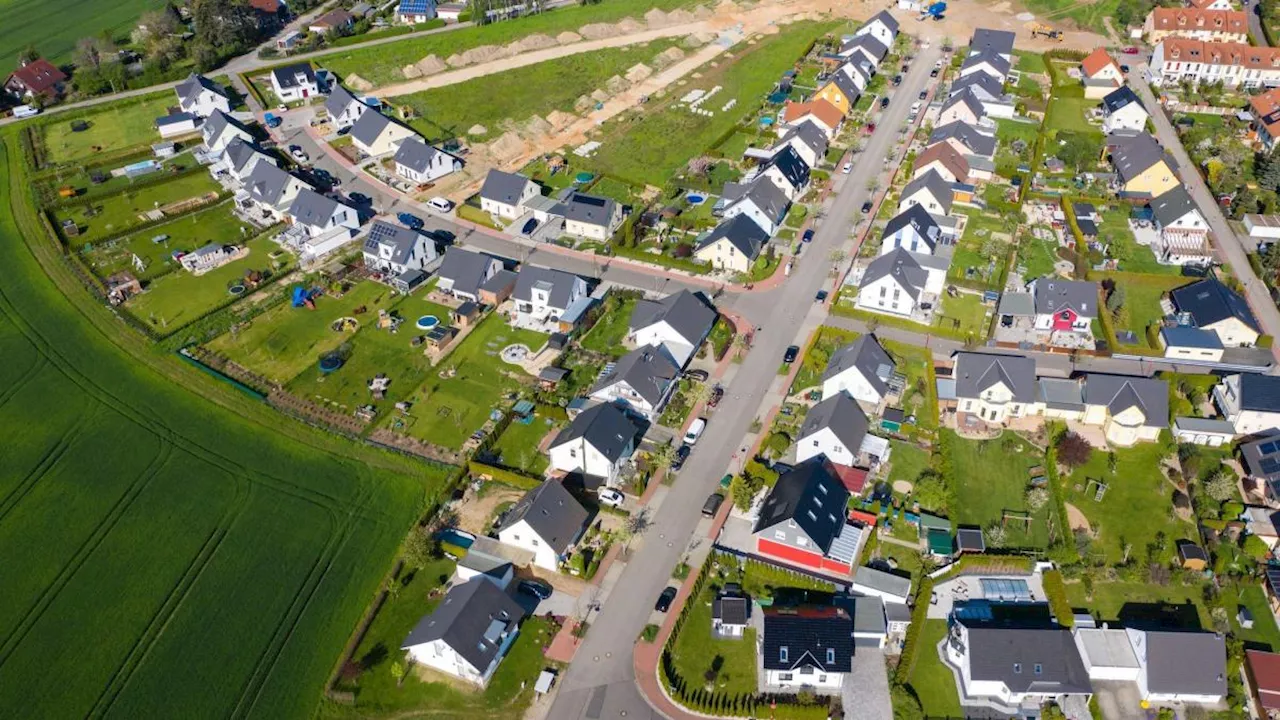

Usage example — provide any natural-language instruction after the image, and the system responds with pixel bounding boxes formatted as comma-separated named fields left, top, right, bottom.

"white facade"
left=822, top=366, right=885, bottom=405
left=1201, top=316, right=1260, bottom=347
left=721, top=198, right=781, bottom=235
left=856, top=273, right=920, bottom=318
left=514, top=276, right=587, bottom=326
left=757, top=164, right=807, bottom=202
left=854, top=17, right=896, bottom=49
left=589, top=378, right=672, bottom=422
left=1216, top=374, right=1280, bottom=434
left=1103, top=102, right=1149, bottom=133
left=564, top=204, right=623, bottom=241
left=292, top=200, right=358, bottom=238
left=959, top=380, right=1028, bottom=423
left=179, top=86, right=230, bottom=118
left=764, top=668, right=845, bottom=690
left=631, top=321, right=703, bottom=369
left=795, top=426, right=857, bottom=467
left=480, top=184, right=538, bottom=220
left=549, top=437, right=628, bottom=486
left=898, top=186, right=949, bottom=215
left=1149, top=40, right=1280, bottom=89
left=353, top=119, right=418, bottom=157
left=270, top=69, right=319, bottom=103
left=363, top=231, right=437, bottom=276
left=396, top=149, right=461, bottom=184
left=203, top=119, right=253, bottom=154
left=694, top=236, right=756, bottom=273
left=498, top=518, right=564, bottom=571
left=157, top=116, right=199, bottom=138
left=405, top=638, right=495, bottom=685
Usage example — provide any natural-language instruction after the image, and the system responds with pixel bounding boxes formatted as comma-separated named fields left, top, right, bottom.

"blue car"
left=397, top=212, right=424, bottom=229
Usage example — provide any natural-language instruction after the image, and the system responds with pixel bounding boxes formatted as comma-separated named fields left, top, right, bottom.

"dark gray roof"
left=841, top=34, right=888, bottom=62
left=593, top=344, right=679, bottom=406
left=733, top=177, right=790, bottom=225
left=223, top=137, right=268, bottom=174
left=1031, top=279, right=1098, bottom=318
left=752, top=459, right=851, bottom=552
left=176, top=73, right=225, bottom=106
left=950, top=71, right=1004, bottom=100
left=970, top=28, right=1016, bottom=57
left=852, top=565, right=912, bottom=599
left=203, top=110, right=252, bottom=146
left=438, top=247, right=499, bottom=296
left=325, top=83, right=362, bottom=118
left=777, top=120, right=829, bottom=160
left=827, top=66, right=862, bottom=103
left=629, top=290, right=717, bottom=347
left=1238, top=374, right=1280, bottom=413
left=865, top=10, right=899, bottom=34
left=954, top=352, right=1036, bottom=402
left=349, top=108, right=409, bottom=147
left=156, top=111, right=197, bottom=127
left=562, top=191, right=617, bottom=228
left=480, top=169, right=535, bottom=205
left=1240, top=432, right=1280, bottom=483
left=849, top=595, right=887, bottom=636
left=861, top=247, right=926, bottom=297
left=760, top=145, right=810, bottom=192
left=1160, top=325, right=1223, bottom=350
left=697, top=214, right=769, bottom=260
left=394, top=137, right=454, bottom=174
left=244, top=162, right=305, bottom=207
left=513, top=265, right=582, bottom=309
left=944, top=88, right=986, bottom=121
left=271, top=62, right=316, bottom=89
left=901, top=169, right=953, bottom=214
left=401, top=578, right=525, bottom=672
left=962, top=50, right=1011, bottom=77
left=1171, top=277, right=1260, bottom=333
left=956, top=527, right=985, bottom=551
left=882, top=204, right=942, bottom=253
left=481, top=268, right=516, bottom=294
left=962, top=625, right=1092, bottom=694
left=798, top=392, right=869, bottom=456
left=497, top=480, right=588, bottom=554
left=1102, top=85, right=1144, bottom=115
left=763, top=607, right=854, bottom=672
left=551, top=402, right=641, bottom=462
left=1150, top=186, right=1200, bottom=228
left=1145, top=631, right=1227, bottom=697
left=364, top=220, right=426, bottom=264
left=822, top=334, right=895, bottom=398
left=288, top=188, right=345, bottom=226
left=930, top=121, right=997, bottom=157
left=713, top=595, right=751, bottom=625
left=1110, top=133, right=1175, bottom=183
left=1037, top=377, right=1084, bottom=411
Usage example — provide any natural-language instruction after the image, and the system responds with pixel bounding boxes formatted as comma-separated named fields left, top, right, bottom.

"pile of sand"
left=574, top=95, right=594, bottom=112
left=653, top=46, right=686, bottom=68
left=605, top=75, right=629, bottom=94
left=546, top=111, right=575, bottom=131
left=522, top=114, right=552, bottom=138
left=447, top=44, right=509, bottom=67
left=692, top=5, right=712, bottom=19
left=644, top=8, right=671, bottom=27
left=557, top=31, right=583, bottom=44
left=625, top=63, right=653, bottom=84
left=416, top=55, right=447, bottom=74
left=716, top=0, right=741, bottom=12
left=467, top=124, right=488, bottom=136
left=590, top=88, right=610, bottom=103
left=402, top=64, right=422, bottom=79
left=512, top=33, right=556, bottom=52
left=667, top=9, right=696, bottom=24
left=617, top=17, right=645, bottom=34
left=579, top=23, right=621, bottom=40
left=684, top=32, right=714, bottom=48
left=346, top=74, right=374, bottom=91
left=489, top=130, right=527, bottom=158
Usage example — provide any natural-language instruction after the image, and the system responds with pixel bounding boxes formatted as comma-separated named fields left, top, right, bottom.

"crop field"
left=41, top=92, right=176, bottom=165
left=0, top=0, right=165, bottom=68
left=55, top=171, right=223, bottom=246
left=0, top=132, right=448, bottom=717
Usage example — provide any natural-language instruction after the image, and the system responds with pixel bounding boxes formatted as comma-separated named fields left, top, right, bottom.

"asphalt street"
left=1248, top=0, right=1270, bottom=48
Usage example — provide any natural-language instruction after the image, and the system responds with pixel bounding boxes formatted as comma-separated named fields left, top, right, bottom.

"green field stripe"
left=0, top=401, right=97, bottom=525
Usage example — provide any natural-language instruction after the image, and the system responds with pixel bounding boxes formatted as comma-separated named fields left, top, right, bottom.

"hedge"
left=1042, top=569, right=1073, bottom=627
left=467, top=461, right=543, bottom=489
left=894, top=575, right=935, bottom=685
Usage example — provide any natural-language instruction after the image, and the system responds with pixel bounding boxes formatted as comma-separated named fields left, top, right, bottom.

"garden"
left=1088, top=271, right=1189, bottom=352
left=578, top=290, right=638, bottom=356
left=54, top=170, right=223, bottom=245
left=80, top=201, right=256, bottom=282
left=488, top=404, right=566, bottom=475
left=40, top=91, right=174, bottom=165
left=944, top=431, right=1054, bottom=550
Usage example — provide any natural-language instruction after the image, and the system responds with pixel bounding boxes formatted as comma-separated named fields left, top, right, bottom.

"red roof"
left=831, top=464, right=870, bottom=495
left=248, top=0, right=283, bottom=12
left=7, top=58, right=65, bottom=95
left=1080, top=48, right=1119, bottom=78
left=848, top=509, right=878, bottom=527
left=1250, top=650, right=1280, bottom=709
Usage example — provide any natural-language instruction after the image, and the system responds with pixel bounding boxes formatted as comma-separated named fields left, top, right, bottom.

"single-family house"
left=795, top=392, right=871, bottom=467
left=712, top=592, right=751, bottom=639
left=155, top=111, right=199, bottom=139
left=496, top=480, right=588, bottom=571
left=215, top=137, right=276, bottom=182
left=1171, top=276, right=1261, bottom=346
left=954, top=352, right=1037, bottom=423
left=242, top=162, right=312, bottom=220
left=1215, top=373, right=1280, bottom=435
left=175, top=73, right=231, bottom=117
left=548, top=402, right=642, bottom=487
left=856, top=248, right=930, bottom=318
left=512, top=266, right=588, bottom=328
left=1159, top=325, right=1225, bottom=362
left=309, top=8, right=354, bottom=33
left=1074, top=627, right=1142, bottom=682
left=938, top=89, right=987, bottom=126
left=479, top=170, right=540, bottom=220
left=821, top=334, right=896, bottom=405
left=201, top=110, right=254, bottom=154
left=854, top=10, right=899, bottom=49
left=561, top=191, right=623, bottom=240
left=1240, top=434, right=1280, bottom=501
left=880, top=204, right=946, bottom=256
left=950, top=72, right=1005, bottom=103
left=1247, top=650, right=1280, bottom=716
left=1028, top=278, right=1098, bottom=336
left=898, top=169, right=954, bottom=215
left=959, top=51, right=1011, bottom=82
left=755, top=145, right=810, bottom=201
left=762, top=606, right=853, bottom=689
left=695, top=214, right=770, bottom=274
left=944, top=615, right=1092, bottom=707
left=752, top=458, right=862, bottom=575
left=1109, top=132, right=1180, bottom=198
left=719, top=178, right=790, bottom=236
left=436, top=247, right=502, bottom=301
left=912, top=142, right=969, bottom=184
left=397, top=0, right=438, bottom=24
left=270, top=62, right=319, bottom=103
left=1101, top=86, right=1150, bottom=133
left=1149, top=185, right=1211, bottom=264
left=770, top=120, right=829, bottom=169
left=851, top=565, right=912, bottom=605
left=1129, top=630, right=1227, bottom=704
left=778, top=99, right=844, bottom=139
left=589, top=344, right=681, bottom=421
left=324, top=84, right=369, bottom=129
left=436, top=2, right=466, bottom=21
left=628, top=290, right=717, bottom=369
left=349, top=109, right=419, bottom=157
left=813, top=64, right=863, bottom=115
left=929, top=121, right=997, bottom=161
left=288, top=188, right=359, bottom=238
left=839, top=34, right=888, bottom=72
left=394, top=137, right=462, bottom=184
left=1253, top=88, right=1280, bottom=156
left=969, top=28, right=1016, bottom=61
left=1081, top=374, right=1169, bottom=446
left=1145, top=7, right=1249, bottom=42
left=454, top=544, right=514, bottom=587
left=401, top=578, right=525, bottom=686
left=1081, top=48, right=1125, bottom=98
left=363, top=220, right=439, bottom=278
left=4, top=57, right=66, bottom=100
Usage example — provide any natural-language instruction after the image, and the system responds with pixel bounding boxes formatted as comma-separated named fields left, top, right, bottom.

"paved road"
left=543, top=43, right=945, bottom=720
left=1131, top=70, right=1280, bottom=364
left=1248, top=0, right=1271, bottom=48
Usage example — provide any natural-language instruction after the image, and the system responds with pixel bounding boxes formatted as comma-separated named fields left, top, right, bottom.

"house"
left=351, top=1, right=375, bottom=16
left=454, top=544, right=514, bottom=587
left=912, top=143, right=969, bottom=184
left=436, top=2, right=466, bottom=21
left=324, top=84, right=369, bottom=129
left=1081, top=374, right=1169, bottom=446
left=1109, top=132, right=1180, bottom=198
left=1074, top=627, right=1143, bottom=682
left=1250, top=507, right=1280, bottom=549
left=929, top=121, right=998, bottom=160
left=5, top=58, right=66, bottom=100
left=496, top=480, right=588, bottom=571
left=1159, top=325, right=1225, bottom=361
left=363, top=220, right=439, bottom=279
left=752, top=458, right=863, bottom=575
left=880, top=204, right=946, bottom=257
left=1172, top=415, right=1236, bottom=446
left=1101, top=86, right=1149, bottom=134
left=270, top=63, right=319, bottom=103
left=821, top=334, right=896, bottom=405
left=944, top=614, right=1093, bottom=708
left=155, top=111, right=199, bottom=139
left=813, top=64, right=863, bottom=115
left=954, top=352, right=1037, bottom=423
left=174, top=73, right=230, bottom=117
left=275, top=30, right=302, bottom=53
left=1129, top=630, right=1227, bottom=704
left=1215, top=373, right=1280, bottom=434
left=512, top=266, right=587, bottom=328
left=712, top=592, right=751, bottom=638
left=1171, top=276, right=1261, bottom=346
left=854, top=10, right=899, bottom=48
left=950, top=72, right=1005, bottom=103
left=309, top=8, right=354, bottom=33
left=628, top=290, right=717, bottom=368
left=548, top=402, right=642, bottom=487
left=1149, top=186, right=1210, bottom=264
left=215, top=138, right=276, bottom=183
left=1028, top=278, right=1098, bottom=336
left=479, top=269, right=516, bottom=306
left=938, top=89, right=987, bottom=126
left=479, top=170, right=540, bottom=220
left=719, top=178, right=790, bottom=236
left=762, top=606, right=853, bottom=689
left=589, top=345, right=680, bottom=421
left=778, top=99, right=844, bottom=139
left=241, top=162, right=312, bottom=220
left=288, top=188, right=358, bottom=238
left=1253, top=88, right=1280, bottom=153
left=839, top=34, right=889, bottom=68
left=856, top=249, right=927, bottom=318
left=1246, top=213, right=1280, bottom=241
left=1080, top=48, right=1124, bottom=98
left=560, top=191, right=623, bottom=240
left=959, top=51, right=1012, bottom=82
left=1240, top=434, right=1280, bottom=501
left=1148, top=38, right=1280, bottom=89
left=349, top=109, right=419, bottom=157
left=436, top=247, right=502, bottom=302
left=695, top=215, right=769, bottom=274
left=754, top=145, right=810, bottom=201
left=397, top=0, right=438, bottom=24
left=201, top=110, right=254, bottom=154
left=401, top=578, right=525, bottom=686
left=180, top=243, right=241, bottom=273
left=1145, top=7, right=1249, bottom=42
left=969, top=28, right=1017, bottom=61
left=770, top=120, right=829, bottom=169
left=898, top=169, right=954, bottom=216
left=795, top=392, right=870, bottom=467
left=851, top=565, right=912, bottom=605
left=394, top=137, right=462, bottom=184
left=1246, top=650, right=1280, bottom=716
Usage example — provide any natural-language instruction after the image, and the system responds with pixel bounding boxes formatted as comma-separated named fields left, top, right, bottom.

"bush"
left=1056, top=432, right=1093, bottom=469
left=467, top=461, right=542, bottom=489
left=894, top=576, right=934, bottom=684
left=1042, top=569, right=1073, bottom=627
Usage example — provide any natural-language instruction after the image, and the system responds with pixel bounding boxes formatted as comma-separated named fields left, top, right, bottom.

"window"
left=819, top=674, right=827, bottom=683
left=775, top=530, right=786, bottom=540
left=797, top=537, right=808, bottom=546
left=880, top=286, right=887, bottom=299
left=780, top=646, right=789, bottom=663
left=826, top=648, right=836, bottom=664
left=1034, top=663, right=1042, bottom=675
left=779, top=673, right=793, bottom=682
left=531, top=538, right=539, bottom=547
left=813, top=440, right=820, bottom=447
left=1013, top=663, right=1022, bottom=674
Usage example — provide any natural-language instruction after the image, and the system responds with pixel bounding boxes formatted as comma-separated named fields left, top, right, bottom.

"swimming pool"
left=436, top=528, right=475, bottom=548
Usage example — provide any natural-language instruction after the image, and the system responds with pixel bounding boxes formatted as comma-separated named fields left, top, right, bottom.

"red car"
left=1122, top=46, right=1140, bottom=54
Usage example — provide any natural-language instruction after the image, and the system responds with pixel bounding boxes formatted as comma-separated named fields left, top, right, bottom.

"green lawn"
left=80, top=201, right=256, bottom=282
left=793, top=325, right=860, bottom=393
left=668, top=584, right=759, bottom=697
left=949, top=209, right=1011, bottom=290
left=42, top=92, right=176, bottom=165
left=882, top=338, right=937, bottom=430
left=579, top=293, right=637, bottom=357
left=1088, top=271, right=1188, bottom=350
left=908, top=620, right=964, bottom=718
left=1018, top=0, right=1122, bottom=36
left=935, top=293, right=991, bottom=339
left=55, top=171, right=222, bottom=246
left=1016, top=234, right=1061, bottom=280
left=489, top=405, right=566, bottom=475
left=1046, top=96, right=1101, bottom=134
left=395, top=313, right=547, bottom=450
left=207, top=280, right=403, bottom=384
left=1063, top=443, right=1196, bottom=565
left=583, top=20, right=840, bottom=186
left=1101, top=206, right=1180, bottom=276
left=124, top=234, right=294, bottom=331
left=1065, top=580, right=1211, bottom=630
left=995, top=118, right=1040, bottom=147
left=1228, top=584, right=1280, bottom=652
left=945, top=431, right=1052, bottom=549
left=1013, top=50, right=1048, bottom=74
left=888, top=439, right=931, bottom=487
left=399, top=39, right=681, bottom=144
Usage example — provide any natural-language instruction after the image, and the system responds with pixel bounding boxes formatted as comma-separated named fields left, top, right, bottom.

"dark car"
left=892, top=74, right=903, bottom=85
left=708, top=385, right=724, bottom=408
left=783, top=345, right=799, bottom=364
left=802, top=228, right=814, bottom=243
left=521, top=217, right=539, bottom=235
left=701, top=493, right=724, bottom=517
left=918, top=89, right=928, bottom=100
left=655, top=586, right=678, bottom=612
left=1120, top=64, right=1130, bottom=74
left=349, top=192, right=371, bottom=205
left=684, top=368, right=710, bottom=382
left=879, top=96, right=890, bottom=109
left=519, top=579, right=553, bottom=600
left=861, top=200, right=874, bottom=213
left=671, top=443, right=691, bottom=471
left=929, top=68, right=940, bottom=77
left=815, top=290, right=828, bottom=303
left=397, top=212, right=424, bottom=230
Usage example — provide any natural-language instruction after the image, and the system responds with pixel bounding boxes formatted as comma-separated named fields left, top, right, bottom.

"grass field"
left=42, top=92, right=176, bottom=165
left=583, top=20, right=839, bottom=186
left=945, top=431, right=1052, bottom=549
left=1045, top=97, right=1101, bottom=135
left=489, top=405, right=565, bottom=475
left=579, top=293, right=636, bottom=356
left=81, top=201, right=255, bottom=281
left=0, top=0, right=165, bottom=67
left=0, top=130, right=450, bottom=717
left=793, top=325, right=860, bottom=393
left=399, top=39, right=680, bottom=143
left=1016, top=234, right=1061, bottom=280
left=888, top=439, right=931, bottom=487
left=908, top=620, right=964, bottom=717
left=668, top=584, right=759, bottom=697
left=1065, top=580, right=1211, bottom=629
left=882, top=338, right=937, bottom=430
left=1087, top=271, right=1188, bottom=349
left=56, top=171, right=222, bottom=246
left=1013, top=50, right=1047, bottom=74
left=1016, top=0, right=1120, bottom=36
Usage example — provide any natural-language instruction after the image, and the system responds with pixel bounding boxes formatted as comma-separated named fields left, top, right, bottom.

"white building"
left=479, top=169, right=539, bottom=220
left=547, top=403, right=642, bottom=488
left=495, top=480, right=588, bottom=571
left=175, top=73, right=231, bottom=118
left=1101, top=86, right=1149, bottom=133
left=201, top=110, right=254, bottom=154
left=855, top=248, right=946, bottom=318
left=288, top=188, right=359, bottom=238
left=241, top=162, right=312, bottom=222
left=851, top=565, right=912, bottom=605
left=589, top=345, right=680, bottom=421
left=324, top=84, right=370, bottom=129
left=1215, top=373, right=1280, bottom=435
left=853, top=10, right=899, bottom=49
left=394, top=137, right=462, bottom=184
left=1128, top=629, right=1227, bottom=704
left=954, top=352, right=1037, bottom=424
left=349, top=109, right=420, bottom=157
left=761, top=607, right=852, bottom=690
left=795, top=392, right=869, bottom=467
left=511, top=265, right=588, bottom=328
left=401, top=578, right=525, bottom=686
left=1170, top=276, right=1261, bottom=347
left=627, top=290, right=718, bottom=369
left=821, top=334, right=897, bottom=405
left=879, top=204, right=947, bottom=257
left=719, top=178, right=790, bottom=236
left=1149, top=38, right=1280, bottom=89
left=362, top=220, right=439, bottom=278
left=270, top=62, right=319, bottom=103
left=944, top=618, right=1092, bottom=708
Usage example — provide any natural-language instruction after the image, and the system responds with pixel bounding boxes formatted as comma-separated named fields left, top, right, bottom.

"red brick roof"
left=782, top=99, right=844, bottom=130
left=1251, top=88, right=1280, bottom=136
left=248, top=0, right=283, bottom=12
left=1159, top=38, right=1280, bottom=70
left=6, top=58, right=65, bottom=95
left=832, top=465, right=870, bottom=495
left=1080, top=48, right=1119, bottom=78
left=1150, top=7, right=1247, bottom=36
left=1248, top=650, right=1280, bottom=709
left=915, top=142, right=969, bottom=182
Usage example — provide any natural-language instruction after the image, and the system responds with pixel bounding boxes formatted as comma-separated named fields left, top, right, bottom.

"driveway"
left=847, top=648, right=892, bottom=720
left=1092, top=679, right=1144, bottom=720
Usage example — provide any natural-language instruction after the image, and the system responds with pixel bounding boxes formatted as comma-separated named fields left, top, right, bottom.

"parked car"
left=277, top=103, right=288, bottom=112
left=1122, top=46, right=1140, bottom=54
left=684, top=417, right=707, bottom=445
left=427, top=197, right=453, bottom=213
left=842, top=162, right=852, bottom=174
left=929, top=68, right=940, bottom=78
left=597, top=487, right=625, bottom=508
left=655, top=587, right=678, bottom=612
left=397, top=212, right=424, bottom=230
left=672, top=443, right=690, bottom=471
left=519, top=579, right=553, bottom=600
left=288, top=145, right=309, bottom=162
left=880, top=96, right=890, bottom=109
left=892, top=74, right=903, bottom=85
left=521, top=217, right=539, bottom=235
left=701, top=493, right=725, bottom=517
left=919, top=89, right=928, bottom=100
left=802, top=228, right=815, bottom=243
left=1120, top=64, right=1130, bottom=74
left=684, top=368, right=709, bottom=382
left=815, top=290, right=828, bottom=303
left=708, top=385, right=724, bottom=408
left=784, top=345, right=799, bottom=363
left=861, top=200, right=873, bottom=213
left=349, top=192, right=371, bottom=205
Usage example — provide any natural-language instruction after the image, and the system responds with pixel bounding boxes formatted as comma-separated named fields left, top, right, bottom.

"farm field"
left=0, top=132, right=445, bottom=717
left=583, top=20, right=839, bottom=186
left=944, top=431, right=1053, bottom=549
left=81, top=201, right=256, bottom=281
left=55, top=171, right=223, bottom=245
left=41, top=92, right=176, bottom=165
left=0, top=0, right=165, bottom=68
left=399, top=39, right=682, bottom=143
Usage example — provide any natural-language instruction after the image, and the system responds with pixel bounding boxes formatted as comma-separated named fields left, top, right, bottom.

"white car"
left=597, top=488, right=625, bottom=508
left=427, top=197, right=454, bottom=213
left=684, top=417, right=706, bottom=446
left=842, top=162, right=852, bottom=174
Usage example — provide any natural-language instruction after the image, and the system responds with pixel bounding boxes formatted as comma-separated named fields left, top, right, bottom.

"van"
left=684, top=417, right=706, bottom=445
left=13, top=105, right=39, bottom=118
left=427, top=197, right=453, bottom=213
left=910, top=101, right=922, bottom=113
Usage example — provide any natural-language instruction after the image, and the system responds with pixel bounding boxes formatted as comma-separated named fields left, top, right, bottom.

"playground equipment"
left=377, top=309, right=404, bottom=332
left=1030, top=23, right=1064, bottom=41
left=291, top=285, right=320, bottom=309
left=368, top=374, right=390, bottom=399
left=318, top=354, right=344, bottom=374
left=918, top=2, right=946, bottom=20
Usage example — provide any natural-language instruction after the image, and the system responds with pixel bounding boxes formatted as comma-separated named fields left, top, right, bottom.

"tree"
left=913, top=469, right=950, bottom=513
left=1055, top=432, right=1093, bottom=469
left=402, top=525, right=436, bottom=569
left=1261, top=241, right=1280, bottom=278
left=1056, top=131, right=1098, bottom=173
left=1203, top=469, right=1238, bottom=503
left=389, top=660, right=407, bottom=686
left=984, top=523, right=1008, bottom=548
left=191, top=0, right=259, bottom=68
left=1025, top=487, right=1049, bottom=511
left=650, top=442, right=677, bottom=475
left=892, top=684, right=924, bottom=720
left=730, top=474, right=761, bottom=511
left=1105, top=284, right=1126, bottom=314
left=17, top=46, right=40, bottom=64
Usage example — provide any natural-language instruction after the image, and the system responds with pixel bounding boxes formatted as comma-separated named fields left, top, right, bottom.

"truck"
left=12, top=105, right=39, bottom=118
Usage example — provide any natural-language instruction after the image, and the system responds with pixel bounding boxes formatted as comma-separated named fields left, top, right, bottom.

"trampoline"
left=416, top=315, right=440, bottom=330
left=227, top=284, right=246, bottom=296
left=574, top=172, right=594, bottom=183
left=318, top=354, right=344, bottom=373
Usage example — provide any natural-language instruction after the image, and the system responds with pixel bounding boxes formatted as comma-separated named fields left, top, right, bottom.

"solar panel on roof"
left=1263, top=441, right=1279, bottom=455
left=1267, top=567, right=1280, bottom=595
left=1262, top=458, right=1280, bottom=475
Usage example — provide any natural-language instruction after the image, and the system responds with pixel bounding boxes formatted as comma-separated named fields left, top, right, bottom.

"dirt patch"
left=514, top=33, right=558, bottom=52
left=455, top=486, right=523, bottom=534
left=1065, top=502, right=1091, bottom=533
left=579, top=22, right=621, bottom=40
left=625, top=63, right=653, bottom=83
left=668, top=8, right=697, bottom=24
left=590, top=88, right=611, bottom=103
left=489, top=130, right=528, bottom=158
left=401, top=64, right=422, bottom=79
left=467, top=123, right=488, bottom=136
left=893, top=480, right=914, bottom=494
left=522, top=114, right=553, bottom=138
left=654, top=46, right=688, bottom=69
left=618, top=16, right=646, bottom=34
left=557, top=30, right=583, bottom=44
left=574, top=94, right=594, bottom=112
left=345, top=73, right=374, bottom=92
left=447, top=44, right=510, bottom=68
left=693, top=4, right=713, bottom=19
left=546, top=110, right=576, bottom=131
left=605, top=74, right=630, bottom=95
left=415, top=54, right=448, bottom=75
left=644, top=8, right=672, bottom=27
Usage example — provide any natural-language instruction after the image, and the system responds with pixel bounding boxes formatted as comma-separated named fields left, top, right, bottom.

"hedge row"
left=467, top=461, right=543, bottom=489
left=894, top=575, right=936, bottom=685
left=1042, top=569, right=1073, bottom=627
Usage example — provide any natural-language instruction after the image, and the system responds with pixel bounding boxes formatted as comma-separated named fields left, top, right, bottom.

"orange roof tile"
left=1158, top=37, right=1280, bottom=70
left=782, top=99, right=844, bottom=130
left=915, top=142, right=969, bottom=182
left=1252, top=88, right=1280, bottom=135
left=1081, top=48, right=1119, bottom=77
left=1248, top=650, right=1280, bottom=709
left=1150, top=7, right=1247, bottom=35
